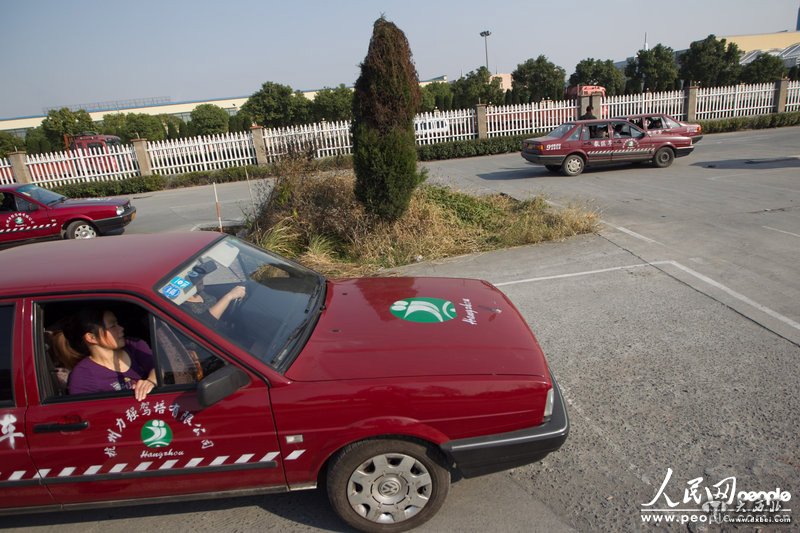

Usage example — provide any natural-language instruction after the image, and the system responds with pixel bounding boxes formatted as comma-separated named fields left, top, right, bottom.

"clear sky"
left=2, top=0, right=798, bottom=119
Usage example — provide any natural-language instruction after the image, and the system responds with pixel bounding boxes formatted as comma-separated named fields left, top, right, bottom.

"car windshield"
left=16, top=184, right=65, bottom=206
left=157, top=236, right=325, bottom=371
left=545, top=123, right=575, bottom=139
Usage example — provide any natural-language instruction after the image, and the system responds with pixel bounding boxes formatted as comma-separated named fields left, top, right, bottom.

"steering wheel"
left=219, top=283, right=251, bottom=334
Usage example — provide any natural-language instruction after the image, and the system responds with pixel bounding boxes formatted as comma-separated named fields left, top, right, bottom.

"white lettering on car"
left=0, top=414, right=24, bottom=449
left=545, top=143, right=561, bottom=151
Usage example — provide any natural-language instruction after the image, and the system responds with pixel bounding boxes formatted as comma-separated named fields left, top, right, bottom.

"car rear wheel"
left=327, top=439, right=450, bottom=533
left=545, top=165, right=561, bottom=173
left=653, top=147, right=675, bottom=168
left=65, top=220, right=98, bottom=239
left=560, top=154, right=585, bottom=176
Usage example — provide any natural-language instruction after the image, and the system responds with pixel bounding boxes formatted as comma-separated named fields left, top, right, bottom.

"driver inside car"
left=182, top=261, right=246, bottom=322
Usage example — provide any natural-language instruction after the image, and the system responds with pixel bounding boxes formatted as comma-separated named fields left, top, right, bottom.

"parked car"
left=0, top=183, right=135, bottom=246
left=0, top=232, right=568, bottom=532
left=615, top=113, right=703, bottom=143
left=521, top=119, right=695, bottom=176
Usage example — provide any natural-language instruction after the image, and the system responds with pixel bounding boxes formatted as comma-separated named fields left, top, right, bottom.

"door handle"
left=34, top=421, right=89, bottom=433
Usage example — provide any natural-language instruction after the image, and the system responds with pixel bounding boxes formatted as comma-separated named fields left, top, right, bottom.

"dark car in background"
left=0, top=183, right=135, bottom=245
left=616, top=113, right=703, bottom=144
left=521, top=119, right=695, bottom=176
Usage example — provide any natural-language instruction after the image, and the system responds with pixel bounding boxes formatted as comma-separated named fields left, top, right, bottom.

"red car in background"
left=616, top=113, right=703, bottom=143
left=0, top=183, right=135, bottom=245
left=521, top=119, right=695, bottom=176
left=0, top=232, right=568, bottom=532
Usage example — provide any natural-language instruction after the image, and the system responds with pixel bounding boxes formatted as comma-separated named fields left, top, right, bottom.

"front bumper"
left=94, top=206, right=136, bottom=235
left=441, top=372, right=569, bottom=478
left=520, top=152, right=564, bottom=165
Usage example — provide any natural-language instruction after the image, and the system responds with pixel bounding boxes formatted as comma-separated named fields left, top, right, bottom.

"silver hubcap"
left=346, top=452, right=432, bottom=524
left=566, top=157, right=582, bottom=173
left=74, top=224, right=97, bottom=239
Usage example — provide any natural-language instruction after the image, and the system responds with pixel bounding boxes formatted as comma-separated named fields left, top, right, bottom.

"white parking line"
left=495, top=260, right=800, bottom=334
left=763, top=226, right=800, bottom=239
left=603, top=223, right=664, bottom=245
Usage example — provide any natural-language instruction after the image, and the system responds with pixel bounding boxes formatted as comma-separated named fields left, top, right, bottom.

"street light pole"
left=480, top=30, right=491, bottom=71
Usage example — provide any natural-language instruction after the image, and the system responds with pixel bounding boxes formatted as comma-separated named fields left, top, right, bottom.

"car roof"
left=0, top=183, right=30, bottom=193
left=0, top=232, right=223, bottom=297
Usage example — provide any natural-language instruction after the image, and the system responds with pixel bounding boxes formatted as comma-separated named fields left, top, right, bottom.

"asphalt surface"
left=8, top=127, right=799, bottom=532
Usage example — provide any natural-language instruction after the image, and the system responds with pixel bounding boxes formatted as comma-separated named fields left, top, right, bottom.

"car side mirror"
left=197, top=365, right=250, bottom=408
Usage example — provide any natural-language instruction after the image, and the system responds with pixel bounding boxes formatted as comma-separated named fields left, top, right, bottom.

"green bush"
left=416, top=134, right=539, bottom=161
left=697, top=111, right=800, bottom=134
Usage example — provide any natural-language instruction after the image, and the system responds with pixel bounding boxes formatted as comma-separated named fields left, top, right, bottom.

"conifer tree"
left=352, top=17, right=422, bottom=221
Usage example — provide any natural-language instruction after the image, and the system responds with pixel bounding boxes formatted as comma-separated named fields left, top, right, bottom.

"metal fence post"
left=8, top=151, right=31, bottom=184
left=775, top=78, right=789, bottom=114
left=250, top=126, right=269, bottom=166
left=131, top=138, right=152, bottom=176
left=685, top=85, right=699, bottom=122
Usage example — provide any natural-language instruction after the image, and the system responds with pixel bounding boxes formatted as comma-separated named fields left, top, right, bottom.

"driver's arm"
left=209, top=285, right=246, bottom=320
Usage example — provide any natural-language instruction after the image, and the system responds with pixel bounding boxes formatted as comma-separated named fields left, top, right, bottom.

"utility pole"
left=480, top=30, right=491, bottom=70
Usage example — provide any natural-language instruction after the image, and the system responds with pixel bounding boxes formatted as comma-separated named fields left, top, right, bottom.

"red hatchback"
left=615, top=113, right=703, bottom=144
left=0, top=183, right=135, bottom=245
left=521, top=119, right=695, bottom=176
left=0, top=232, right=568, bottom=532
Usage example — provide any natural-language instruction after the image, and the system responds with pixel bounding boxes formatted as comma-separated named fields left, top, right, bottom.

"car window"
left=158, top=236, right=324, bottom=370
left=36, top=299, right=225, bottom=401
left=0, top=305, right=14, bottom=406
left=613, top=123, right=632, bottom=138
left=647, top=116, right=664, bottom=129
left=567, top=127, right=582, bottom=141
left=589, top=124, right=610, bottom=139
left=544, top=123, right=575, bottom=139
left=663, top=117, right=680, bottom=129
left=16, top=184, right=65, bottom=206
left=0, top=193, right=17, bottom=213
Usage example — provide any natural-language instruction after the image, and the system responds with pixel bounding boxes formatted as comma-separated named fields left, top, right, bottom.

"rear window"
left=545, top=123, right=576, bottom=139
left=0, top=305, right=14, bottom=406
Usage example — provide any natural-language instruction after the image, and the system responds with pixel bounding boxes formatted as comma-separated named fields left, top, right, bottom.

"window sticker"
left=161, top=284, right=182, bottom=299
left=169, top=276, right=193, bottom=291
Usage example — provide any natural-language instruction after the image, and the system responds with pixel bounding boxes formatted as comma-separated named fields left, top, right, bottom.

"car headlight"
left=116, top=206, right=125, bottom=216
left=543, top=387, right=554, bottom=421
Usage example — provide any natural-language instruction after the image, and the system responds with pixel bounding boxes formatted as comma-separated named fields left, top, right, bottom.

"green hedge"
left=49, top=112, right=800, bottom=198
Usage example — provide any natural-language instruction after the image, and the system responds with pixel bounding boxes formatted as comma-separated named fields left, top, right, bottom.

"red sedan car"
left=0, top=183, right=135, bottom=245
left=616, top=113, right=703, bottom=143
left=0, top=232, right=568, bottom=532
left=521, top=119, right=694, bottom=176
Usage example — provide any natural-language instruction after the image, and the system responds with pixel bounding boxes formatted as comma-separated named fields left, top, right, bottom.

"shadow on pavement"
left=692, top=157, right=800, bottom=170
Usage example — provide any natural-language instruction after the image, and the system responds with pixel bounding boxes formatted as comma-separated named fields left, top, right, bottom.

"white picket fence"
left=0, top=158, right=13, bottom=185
left=486, top=100, right=576, bottom=137
left=262, top=121, right=352, bottom=163
left=26, top=145, right=139, bottom=188
left=5, top=80, right=799, bottom=186
left=695, top=83, right=776, bottom=120
left=148, top=131, right=256, bottom=175
left=786, top=80, right=800, bottom=113
left=415, top=109, right=477, bottom=144
left=604, top=90, right=686, bottom=120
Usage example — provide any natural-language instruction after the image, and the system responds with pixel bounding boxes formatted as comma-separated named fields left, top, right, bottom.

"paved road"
left=12, top=128, right=797, bottom=532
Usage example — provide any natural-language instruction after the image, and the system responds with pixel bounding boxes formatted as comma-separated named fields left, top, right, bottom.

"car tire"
left=560, top=154, right=585, bottom=176
left=545, top=165, right=561, bottom=173
left=653, top=147, right=675, bottom=168
left=327, top=438, right=450, bottom=533
left=65, top=220, right=98, bottom=239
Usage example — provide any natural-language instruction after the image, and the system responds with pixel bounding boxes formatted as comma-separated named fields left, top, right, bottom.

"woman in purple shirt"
left=65, top=307, right=157, bottom=400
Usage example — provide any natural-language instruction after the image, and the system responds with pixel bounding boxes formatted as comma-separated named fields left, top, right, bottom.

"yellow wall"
left=721, top=31, right=800, bottom=53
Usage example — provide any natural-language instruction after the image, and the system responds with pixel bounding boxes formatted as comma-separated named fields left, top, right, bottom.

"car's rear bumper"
left=94, top=206, right=136, bottom=235
left=521, top=152, right=564, bottom=165
left=441, top=372, right=569, bottom=478
left=691, top=135, right=703, bottom=144
left=675, top=145, right=695, bottom=158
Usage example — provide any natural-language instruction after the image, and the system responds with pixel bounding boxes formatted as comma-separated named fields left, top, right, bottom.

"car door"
left=23, top=295, right=286, bottom=506
left=611, top=122, right=651, bottom=163
left=0, top=301, right=56, bottom=509
left=583, top=123, right=613, bottom=164
left=0, top=192, right=59, bottom=242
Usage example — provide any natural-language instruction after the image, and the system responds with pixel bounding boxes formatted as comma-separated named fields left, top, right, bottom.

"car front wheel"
left=327, top=439, right=450, bottom=533
left=65, top=220, right=98, bottom=239
left=653, top=147, right=675, bottom=168
left=560, top=154, right=585, bottom=176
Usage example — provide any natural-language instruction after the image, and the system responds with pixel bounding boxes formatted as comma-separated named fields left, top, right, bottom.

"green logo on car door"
left=141, top=419, right=173, bottom=448
left=390, top=298, right=457, bottom=323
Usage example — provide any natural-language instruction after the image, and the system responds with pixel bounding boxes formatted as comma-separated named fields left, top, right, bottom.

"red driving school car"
left=0, top=183, right=135, bottom=245
left=0, top=232, right=567, bottom=532
left=521, top=119, right=694, bottom=176
left=616, top=113, right=703, bottom=144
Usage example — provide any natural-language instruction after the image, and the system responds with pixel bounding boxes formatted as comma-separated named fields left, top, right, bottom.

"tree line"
left=2, top=34, right=797, bottom=158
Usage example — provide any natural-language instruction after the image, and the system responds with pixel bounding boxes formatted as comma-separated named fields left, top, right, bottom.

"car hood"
left=286, top=277, right=549, bottom=381
left=57, top=197, right=129, bottom=208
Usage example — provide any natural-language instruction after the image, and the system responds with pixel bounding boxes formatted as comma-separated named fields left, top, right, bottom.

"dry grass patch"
left=246, top=170, right=598, bottom=277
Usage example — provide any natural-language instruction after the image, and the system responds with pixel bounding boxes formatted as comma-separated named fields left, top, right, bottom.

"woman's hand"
left=226, top=285, right=246, bottom=302
left=134, top=378, right=156, bottom=401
